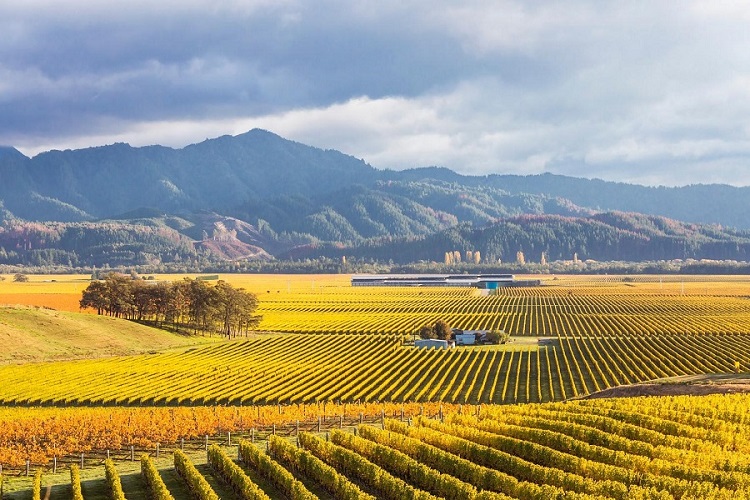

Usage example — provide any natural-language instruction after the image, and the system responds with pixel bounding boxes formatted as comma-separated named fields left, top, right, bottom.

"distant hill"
left=292, top=212, right=750, bottom=264
left=0, top=212, right=275, bottom=267
left=2, top=129, right=750, bottom=267
left=0, top=130, right=379, bottom=221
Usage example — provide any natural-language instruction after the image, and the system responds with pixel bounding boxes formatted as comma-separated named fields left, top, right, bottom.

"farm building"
left=451, top=329, right=507, bottom=345
left=454, top=332, right=478, bottom=345
left=414, top=339, right=454, bottom=349
left=452, top=329, right=492, bottom=345
left=351, top=274, right=515, bottom=288
left=455, top=333, right=475, bottom=345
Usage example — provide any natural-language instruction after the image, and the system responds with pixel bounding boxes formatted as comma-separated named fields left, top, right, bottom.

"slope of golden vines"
left=7, top=394, right=750, bottom=497
left=256, top=284, right=750, bottom=335
left=0, top=332, right=748, bottom=407
left=467, top=394, right=750, bottom=492
left=386, top=393, right=750, bottom=498
left=0, top=402, right=453, bottom=467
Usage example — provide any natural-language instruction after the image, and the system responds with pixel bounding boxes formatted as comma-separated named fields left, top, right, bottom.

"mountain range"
left=1, top=129, right=749, bottom=268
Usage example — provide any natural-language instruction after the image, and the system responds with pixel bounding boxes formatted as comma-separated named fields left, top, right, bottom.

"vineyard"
left=255, top=278, right=750, bottom=335
left=6, top=274, right=750, bottom=337
left=1, top=275, right=750, bottom=409
left=0, top=330, right=748, bottom=408
left=0, top=402, right=452, bottom=467
left=7, top=394, right=750, bottom=499
left=4, top=274, right=750, bottom=498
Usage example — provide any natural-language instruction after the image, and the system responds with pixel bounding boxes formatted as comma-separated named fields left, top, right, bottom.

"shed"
left=455, top=333, right=477, bottom=345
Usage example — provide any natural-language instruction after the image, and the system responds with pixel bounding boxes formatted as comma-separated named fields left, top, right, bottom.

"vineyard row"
left=12, top=393, right=750, bottom=499
left=0, top=333, right=747, bottom=407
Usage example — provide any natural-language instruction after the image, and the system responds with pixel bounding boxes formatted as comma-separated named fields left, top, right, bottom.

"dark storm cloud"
left=0, top=1, right=500, bottom=135
left=3, top=1, right=750, bottom=186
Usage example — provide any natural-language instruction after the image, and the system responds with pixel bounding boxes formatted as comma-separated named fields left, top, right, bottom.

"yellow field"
left=0, top=273, right=350, bottom=313
left=3, top=273, right=750, bottom=406
left=5, top=394, right=750, bottom=499
left=0, top=275, right=89, bottom=312
left=5, top=273, right=750, bottom=336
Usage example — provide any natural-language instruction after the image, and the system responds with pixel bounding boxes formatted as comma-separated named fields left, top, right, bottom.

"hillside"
left=298, top=211, right=750, bottom=264
left=0, top=306, right=213, bottom=364
left=4, top=130, right=750, bottom=229
left=0, top=129, right=379, bottom=221
left=3, top=129, right=750, bottom=267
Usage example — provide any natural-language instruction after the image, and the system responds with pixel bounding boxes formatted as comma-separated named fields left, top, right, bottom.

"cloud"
left=2, top=1, right=750, bottom=186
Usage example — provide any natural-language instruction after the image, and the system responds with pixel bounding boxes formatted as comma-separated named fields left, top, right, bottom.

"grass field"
left=0, top=306, right=217, bottom=365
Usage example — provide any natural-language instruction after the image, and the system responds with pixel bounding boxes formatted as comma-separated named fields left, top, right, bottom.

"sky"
left=2, top=0, right=750, bottom=187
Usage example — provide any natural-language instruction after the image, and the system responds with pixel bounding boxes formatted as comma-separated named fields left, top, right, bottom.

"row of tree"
left=79, top=273, right=261, bottom=337
left=444, top=250, right=482, bottom=265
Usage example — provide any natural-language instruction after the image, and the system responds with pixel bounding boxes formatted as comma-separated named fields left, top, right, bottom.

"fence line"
left=0, top=404, right=475, bottom=476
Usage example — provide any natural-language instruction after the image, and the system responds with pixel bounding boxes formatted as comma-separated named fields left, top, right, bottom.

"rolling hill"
left=0, top=305, right=214, bottom=364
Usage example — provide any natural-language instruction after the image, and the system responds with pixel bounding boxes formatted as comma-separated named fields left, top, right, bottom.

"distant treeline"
left=79, top=273, right=261, bottom=337
left=6, top=255, right=750, bottom=276
left=0, top=220, right=208, bottom=268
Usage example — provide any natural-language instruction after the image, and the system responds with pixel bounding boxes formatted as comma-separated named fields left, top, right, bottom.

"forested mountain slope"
left=2, top=129, right=750, bottom=266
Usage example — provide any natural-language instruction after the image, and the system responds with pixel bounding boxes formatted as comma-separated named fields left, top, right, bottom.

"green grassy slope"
left=0, top=306, right=215, bottom=365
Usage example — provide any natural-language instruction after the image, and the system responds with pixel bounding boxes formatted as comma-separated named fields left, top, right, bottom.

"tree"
left=13, top=273, right=28, bottom=282
left=165, top=279, right=191, bottom=331
left=79, top=280, right=109, bottom=315
left=186, top=278, right=218, bottom=334
left=516, top=251, right=525, bottom=265
left=103, top=273, right=135, bottom=318
left=130, top=281, right=153, bottom=321
left=79, top=275, right=260, bottom=337
left=434, top=319, right=452, bottom=340
left=213, top=281, right=261, bottom=338
left=484, top=330, right=510, bottom=344
left=418, top=324, right=436, bottom=339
